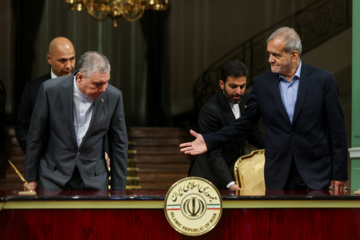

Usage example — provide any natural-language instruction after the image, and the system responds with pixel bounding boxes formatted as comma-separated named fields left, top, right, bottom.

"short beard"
left=228, top=97, right=241, bottom=104
left=223, top=90, right=241, bottom=104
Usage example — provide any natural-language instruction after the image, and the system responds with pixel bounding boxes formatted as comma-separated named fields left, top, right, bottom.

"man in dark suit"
left=24, top=51, right=128, bottom=191
left=180, top=27, right=348, bottom=194
left=188, top=60, right=264, bottom=190
left=15, top=37, right=75, bottom=153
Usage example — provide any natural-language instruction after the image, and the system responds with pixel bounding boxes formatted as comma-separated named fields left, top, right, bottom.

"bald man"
left=15, top=37, right=75, bottom=153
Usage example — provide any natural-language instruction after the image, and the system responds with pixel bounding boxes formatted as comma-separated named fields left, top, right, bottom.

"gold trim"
left=2, top=199, right=360, bottom=210
left=234, top=149, right=265, bottom=190
left=223, top=200, right=360, bottom=209
left=3, top=200, right=163, bottom=209
left=238, top=149, right=265, bottom=160
left=126, top=185, right=142, bottom=190
left=126, top=176, right=140, bottom=180
left=127, top=167, right=139, bottom=171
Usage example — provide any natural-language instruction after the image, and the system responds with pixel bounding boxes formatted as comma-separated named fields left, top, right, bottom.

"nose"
left=238, top=87, right=246, bottom=96
left=64, top=60, right=71, bottom=70
left=99, top=84, right=107, bottom=92
left=268, top=54, right=274, bottom=63
left=239, top=87, right=245, bottom=95
left=235, top=87, right=242, bottom=95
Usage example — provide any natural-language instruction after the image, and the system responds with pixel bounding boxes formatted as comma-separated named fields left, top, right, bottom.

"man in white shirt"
left=24, top=51, right=128, bottom=191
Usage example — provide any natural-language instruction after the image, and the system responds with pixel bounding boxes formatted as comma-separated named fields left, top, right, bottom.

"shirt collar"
left=279, top=60, right=302, bottom=81
left=73, top=75, right=93, bottom=102
left=50, top=69, right=58, bottom=79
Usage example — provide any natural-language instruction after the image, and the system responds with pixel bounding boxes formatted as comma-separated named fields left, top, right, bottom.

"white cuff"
left=226, top=181, right=235, bottom=189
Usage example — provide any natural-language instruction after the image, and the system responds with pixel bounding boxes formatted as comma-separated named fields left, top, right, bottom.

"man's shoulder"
left=102, top=84, right=123, bottom=102
left=242, top=92, right=250, bottom=102
left=201, top=91, right=223, bottom=111
left=106, top=84, right=122, bottom=95
left=301, top=62, right=333, bottom=77
left=255, top=70, right=275, bottom=81
left=26, top=73, right=51, bottom=88
left=42, top=74, right=72, bottom=89
left=34, top=73, right=51, bottom=82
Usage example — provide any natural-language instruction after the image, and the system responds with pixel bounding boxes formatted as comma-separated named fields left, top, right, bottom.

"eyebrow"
left=93, top=80, right=109, bottom=84
left=58, top=57, right=75, bottom=61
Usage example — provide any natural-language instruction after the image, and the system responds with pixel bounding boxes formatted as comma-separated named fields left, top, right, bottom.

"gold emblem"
left=164, top=177, right=222, bottom=236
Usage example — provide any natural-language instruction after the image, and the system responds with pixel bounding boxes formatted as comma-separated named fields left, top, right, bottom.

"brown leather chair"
left=234, top=149, right=265, bottom=194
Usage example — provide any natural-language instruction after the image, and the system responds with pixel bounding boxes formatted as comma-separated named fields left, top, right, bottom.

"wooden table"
left=1, top=190, right=360, bottom=240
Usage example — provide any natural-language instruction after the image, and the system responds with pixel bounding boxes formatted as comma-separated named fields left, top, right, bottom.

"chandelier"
left=62, top=0, right=168, bottom=27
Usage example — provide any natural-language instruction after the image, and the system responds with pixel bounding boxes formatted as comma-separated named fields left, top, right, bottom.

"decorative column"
left=350, top=0, right=360, bottom=191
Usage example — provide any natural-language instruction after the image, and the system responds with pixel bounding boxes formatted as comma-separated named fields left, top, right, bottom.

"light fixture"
left=62, top=0, right=168, bottom=27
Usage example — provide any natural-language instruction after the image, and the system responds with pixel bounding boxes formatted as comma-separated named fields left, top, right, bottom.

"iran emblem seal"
left=164, top=177, right=222, bottom=236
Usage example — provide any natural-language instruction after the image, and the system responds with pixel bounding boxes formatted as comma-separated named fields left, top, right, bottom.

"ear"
left=76, top=72, right=83, bottom=82
left=46, top=54, right=51, bottom=65
left=219, top=80, right=225, bottom=90
left=291, top=51, right=299, bottom=62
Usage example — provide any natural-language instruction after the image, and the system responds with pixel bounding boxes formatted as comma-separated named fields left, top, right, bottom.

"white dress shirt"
left=50, top=69, right=58, bottom=79
left=73, top=76, right=94, bottom=147
left=229, top=102, right=241, bottom=119
left=227, top=101, right=241, bottom=189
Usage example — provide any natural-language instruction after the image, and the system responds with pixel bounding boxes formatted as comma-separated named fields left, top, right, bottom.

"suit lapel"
left=59, top=74, right=78, bottom=147
left=293, top=63, right=312, bottom=124
left=217, top=89, right=243, bottom=146
left=80, top=92, right=107, bottom=147
left=89, top=94, right=106, bottom=128
left=239, top=97, right=247, bottom=116
left=217, top=91, right=235, bottom=123
left=268, top=72, right=291, bottom=124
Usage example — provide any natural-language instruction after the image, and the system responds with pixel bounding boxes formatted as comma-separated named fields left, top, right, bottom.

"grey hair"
left=77, top=51, right=111, bottom=77
left=267, top=27, right=302, bottom=55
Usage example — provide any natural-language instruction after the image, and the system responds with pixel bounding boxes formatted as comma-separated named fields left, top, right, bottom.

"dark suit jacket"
left=24, top=73, right=128, bottom=190
left=189, top=90, right=264, bottom=189
left=15, top=73, right=51, bottom=153
left=204, top=62, right=348, bottom=190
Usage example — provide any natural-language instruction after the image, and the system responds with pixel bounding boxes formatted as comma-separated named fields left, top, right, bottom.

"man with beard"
left=188, top=60, right=264, bottom=190
left=180, top=27, right=348, bottom=194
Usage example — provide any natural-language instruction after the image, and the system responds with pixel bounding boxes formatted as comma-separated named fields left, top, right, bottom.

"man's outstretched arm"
left=179, top=130, right=207, bottom=155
